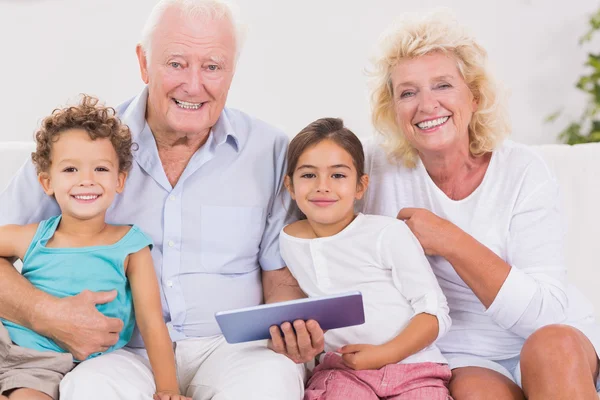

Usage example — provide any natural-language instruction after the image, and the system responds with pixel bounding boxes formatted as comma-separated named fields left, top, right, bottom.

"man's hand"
left=268, top=319, right=325, bottom=364
left=337, top=343, right=391, bottom=370
left=39, top=289, right=123, bottom=361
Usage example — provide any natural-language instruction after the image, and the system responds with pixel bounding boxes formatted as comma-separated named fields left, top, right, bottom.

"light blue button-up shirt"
left=0, top=88, right=293, bottom=345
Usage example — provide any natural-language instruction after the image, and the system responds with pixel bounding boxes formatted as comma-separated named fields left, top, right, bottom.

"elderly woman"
left=361, top=11, right=600, bottom=400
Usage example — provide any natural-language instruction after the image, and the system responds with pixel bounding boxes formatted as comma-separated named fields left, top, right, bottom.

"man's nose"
left=185, top=66, right=205, bottom=95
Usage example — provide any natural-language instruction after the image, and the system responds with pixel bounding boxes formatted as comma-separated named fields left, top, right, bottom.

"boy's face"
left=38, top=129, right=127, bottom=221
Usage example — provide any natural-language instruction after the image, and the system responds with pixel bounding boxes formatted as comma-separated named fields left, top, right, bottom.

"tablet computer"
left=215, top=291, right=365, bottom=344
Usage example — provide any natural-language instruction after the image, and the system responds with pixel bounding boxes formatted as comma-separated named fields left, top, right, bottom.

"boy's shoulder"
left=282, top=220, right=315, bottom=239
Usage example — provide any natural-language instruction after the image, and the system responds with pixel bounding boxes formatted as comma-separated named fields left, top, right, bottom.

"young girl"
left=280, top=118, right=452, bottom=399
left=0, top=96, right=190, bottom=400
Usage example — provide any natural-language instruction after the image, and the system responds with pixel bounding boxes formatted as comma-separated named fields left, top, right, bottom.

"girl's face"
left=38, top=129, right=126, bottom=221
left=285, top=139, right=368, bottom=236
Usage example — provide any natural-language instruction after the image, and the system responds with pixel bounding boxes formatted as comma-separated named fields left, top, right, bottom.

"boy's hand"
left=153, top=391, right=191, bottom=400
left=337, top=343, right=391, bottom=370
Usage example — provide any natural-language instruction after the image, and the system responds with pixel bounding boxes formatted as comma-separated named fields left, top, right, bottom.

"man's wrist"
left=29, top=293, right=56, bottom=335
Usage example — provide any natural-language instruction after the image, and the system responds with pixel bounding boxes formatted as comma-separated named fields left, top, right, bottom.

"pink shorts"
left=305, top=352, right=452, bottom=400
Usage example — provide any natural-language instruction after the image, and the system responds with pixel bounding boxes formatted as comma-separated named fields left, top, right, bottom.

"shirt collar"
left=119, top=86, right=242, bottom=153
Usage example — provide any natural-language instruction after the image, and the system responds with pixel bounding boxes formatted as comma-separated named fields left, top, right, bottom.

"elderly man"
left=0, top=0, right=322, bottom=398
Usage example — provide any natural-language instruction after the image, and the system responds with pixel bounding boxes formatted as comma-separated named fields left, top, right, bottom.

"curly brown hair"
left=32, top=95, right=134, bottom=174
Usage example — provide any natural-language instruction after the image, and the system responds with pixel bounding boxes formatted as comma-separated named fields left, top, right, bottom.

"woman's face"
left=390, top=52, right=477, bottom=159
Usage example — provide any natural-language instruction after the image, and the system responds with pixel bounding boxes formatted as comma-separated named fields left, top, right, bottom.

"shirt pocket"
left=198, top=205, right=265, bottom=274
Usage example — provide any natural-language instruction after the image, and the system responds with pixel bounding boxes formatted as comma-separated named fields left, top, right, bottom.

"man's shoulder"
left=224, top=107, right=288, bottom=144
left=114, top=94, right=139, bottom=117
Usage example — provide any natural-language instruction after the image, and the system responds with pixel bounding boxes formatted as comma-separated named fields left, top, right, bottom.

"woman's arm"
left=399, top=178, right=567, bottom=338
left=127, top=247, right=189, bottom=399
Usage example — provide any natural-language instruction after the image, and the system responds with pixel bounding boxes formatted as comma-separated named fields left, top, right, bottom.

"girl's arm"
left=0, top=224, right=38, bottom=260
left=126, top=247, right=189, bottom=399
left=339, top=220, right=450, bottom=370
left=338, top=313, right=439, bottom=370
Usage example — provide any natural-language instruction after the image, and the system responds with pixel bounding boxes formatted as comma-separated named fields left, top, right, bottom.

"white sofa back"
left=1, top=141, right=600, bottom=319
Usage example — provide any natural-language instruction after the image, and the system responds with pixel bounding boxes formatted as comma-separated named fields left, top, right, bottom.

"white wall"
left=0, top=0, right=597, bottom=143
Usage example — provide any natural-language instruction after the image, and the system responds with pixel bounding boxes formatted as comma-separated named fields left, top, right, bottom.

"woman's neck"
left=420, top=148, right=492, bottom=201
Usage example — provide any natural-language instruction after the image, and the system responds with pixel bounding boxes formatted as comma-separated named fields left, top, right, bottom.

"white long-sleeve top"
left=361, top=139, right=578, bottom=359
left=279, top=213, right=451, bottom=365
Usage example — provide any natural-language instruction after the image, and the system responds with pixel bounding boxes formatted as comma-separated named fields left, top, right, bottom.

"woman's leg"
left=449, top=367, right=525, bottom=400
left=519, top=324, right=599, bottom=400
left=6, top=388, right=52, bottom=400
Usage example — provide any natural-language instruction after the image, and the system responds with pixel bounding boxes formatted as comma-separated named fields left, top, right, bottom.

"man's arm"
left=0, top=256, right=48, bottom=328
left=0, top=257, right=123, bottom=360
left=262, top=267, right=305, bottom=304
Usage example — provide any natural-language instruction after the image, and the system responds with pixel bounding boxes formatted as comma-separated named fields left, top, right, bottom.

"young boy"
left=0, top=95, right=189, bottom=400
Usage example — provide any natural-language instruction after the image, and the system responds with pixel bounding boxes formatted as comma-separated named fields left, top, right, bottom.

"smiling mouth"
left=174, top=99, right=204, bottom=110
left=71, top=194, right=101, bottom=202
left=310, top=200, right=337, bottom=207
left=416, top=116, right=450, bottom=130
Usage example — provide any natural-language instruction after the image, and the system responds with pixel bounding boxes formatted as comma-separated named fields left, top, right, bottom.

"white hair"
left=140, top=0, right=246, bottom=62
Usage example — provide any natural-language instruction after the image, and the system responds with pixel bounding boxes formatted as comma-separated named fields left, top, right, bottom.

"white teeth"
left=74, top=195, right=99, bottom=200
left=416, top=116, right=449, bottom=130
left=175, top=99, right=203, bottom=110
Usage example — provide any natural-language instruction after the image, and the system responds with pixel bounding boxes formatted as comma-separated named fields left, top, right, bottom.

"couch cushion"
left=536, top=143, right=600, bottom=320
left=0, top=142, right=35, bottom=192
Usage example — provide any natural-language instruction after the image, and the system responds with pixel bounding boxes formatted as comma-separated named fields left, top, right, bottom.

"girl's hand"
left=153, top=391, right=191, bottom=400
left=337, top=344, right=390, bottom=370
left=397, top=207, right=462, bottom=257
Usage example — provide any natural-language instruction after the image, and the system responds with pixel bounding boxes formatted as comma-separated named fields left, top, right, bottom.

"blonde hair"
left=369, top=10, right=510, bottom=168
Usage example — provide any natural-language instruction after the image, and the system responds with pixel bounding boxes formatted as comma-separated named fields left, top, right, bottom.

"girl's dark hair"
left=287, top=118, right=365, bottom=182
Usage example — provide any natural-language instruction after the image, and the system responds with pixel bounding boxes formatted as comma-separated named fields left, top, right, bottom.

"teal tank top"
left=2, top=215, right=153, bottom=361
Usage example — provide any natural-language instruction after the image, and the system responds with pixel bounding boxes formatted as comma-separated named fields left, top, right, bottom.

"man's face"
left=137, top=8, right=237, bottom=138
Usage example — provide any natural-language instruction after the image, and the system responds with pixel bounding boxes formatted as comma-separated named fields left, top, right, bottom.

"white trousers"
left=59, top=336, right=305, bottom=400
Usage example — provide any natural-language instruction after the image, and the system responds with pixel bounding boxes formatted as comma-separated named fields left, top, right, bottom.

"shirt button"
left=166, top=280, right=173, bottom=288
left=168, top=240, right=175, bottom=247
left=169, top=195, right=176, bottom=201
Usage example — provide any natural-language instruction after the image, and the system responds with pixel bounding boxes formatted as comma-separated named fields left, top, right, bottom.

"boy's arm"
left=127, top=246, right=180, bottom=395
left=0, top=224, right=38, bottom=260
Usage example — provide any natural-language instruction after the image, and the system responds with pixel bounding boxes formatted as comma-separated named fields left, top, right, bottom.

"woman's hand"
left=397, top=207, right=462, bottom=257
left=268, top=319, right=325, bottom=364
left=337, top=343, right=390, bottom=370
